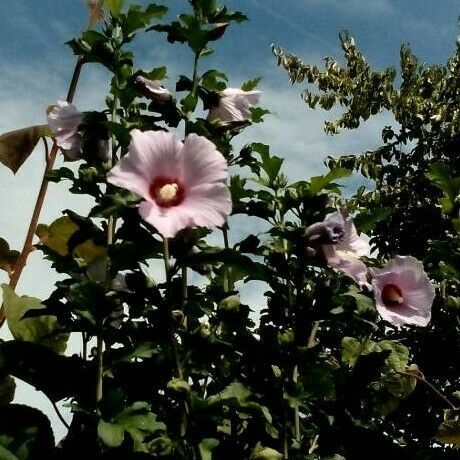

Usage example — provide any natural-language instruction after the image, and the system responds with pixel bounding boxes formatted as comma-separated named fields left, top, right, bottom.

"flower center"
left=381, top=283, right=404, bottom=308
left=149, top=176, right=185, bottom=208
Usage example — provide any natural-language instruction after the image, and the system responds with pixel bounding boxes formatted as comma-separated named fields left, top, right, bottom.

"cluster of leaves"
left=275, top=31, right=460, bottom=457
left=0, top=1, right=457, bottom=460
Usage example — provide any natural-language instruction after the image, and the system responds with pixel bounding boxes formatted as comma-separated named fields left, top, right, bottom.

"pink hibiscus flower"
left=134, top=76, right=172, bottom=103
left=107, top=130, right=232, bottom=238
left=372, top=256, right=435, bottom=327
left=321, top=211, right=371, bottom=286
left=47, top=101, right=82, bottom=159
left=207, top=88, right=261, bottom=123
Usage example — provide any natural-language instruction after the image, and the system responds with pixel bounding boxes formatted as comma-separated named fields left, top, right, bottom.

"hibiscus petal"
left=182, top=183, right=232, bottom=228
left=182, top=134, right=228, bottom=188
left=139, top=201, right=193, bottom=238
left=372, top=255, right=435, bottom=327
left=107, top=130, right=184, bottom=199
left=323, top=245, right=368, bottom=286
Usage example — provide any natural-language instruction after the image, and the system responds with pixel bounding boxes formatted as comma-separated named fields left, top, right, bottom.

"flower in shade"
left=371, top=255, right=435, bottom=327
left=207, top=88, right=261, bottom=123
left=107, top=129, right=232, bottom=238
left=321, top=211, right=371, bottom=286
left=134, top=76, right=172, bottom=103
left=47, top=101, right=82, bottom=159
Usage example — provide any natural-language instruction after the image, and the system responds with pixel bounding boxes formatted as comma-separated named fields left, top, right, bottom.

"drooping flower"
left=372, top=256, right=435, bottom=327
left=134, top=76, right=172, bottom=103
left=207, top=88, right=261, bottom=123
left=321, top=211, right=371, bottom=286
left=47, top=101, right=82, bottom=159
left=107, top=130, right=232, bottom=238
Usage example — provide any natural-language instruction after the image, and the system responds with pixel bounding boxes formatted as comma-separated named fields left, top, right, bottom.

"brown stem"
left=398, top=370, right=459, bottom=411
left=0, top=56, right=85, bottom=328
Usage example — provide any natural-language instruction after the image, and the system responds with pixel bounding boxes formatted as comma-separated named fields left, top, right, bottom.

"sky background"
left=0, top=0, right=459, bottom=442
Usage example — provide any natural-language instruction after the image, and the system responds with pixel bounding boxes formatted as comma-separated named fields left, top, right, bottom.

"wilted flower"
left=372, top=255, right=435, bottom=327
left=134, top=76, right=172, bottom=103
left=47, top=101, right=82, bottom=159
left=107, top=130, right=232, bottom=238
left=321, top=211, right=371, bottom=286
left=207, top=88, right=261, bottom=123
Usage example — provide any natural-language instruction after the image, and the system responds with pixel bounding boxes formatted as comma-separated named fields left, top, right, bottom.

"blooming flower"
left=207, top=88, right=261, bottom=123
left=107, top=130, right=232, bottom=238
left=134, top=76, right=172, bottom=103
left=321, top=211, right=371, bottom=286
left=372, top=255, right=435, bottom=327
left=47, top=101, right=82, bottom=159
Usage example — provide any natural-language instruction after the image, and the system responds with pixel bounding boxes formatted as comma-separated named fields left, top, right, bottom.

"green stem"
left=96, top=97, right=118, bottom=409
left=222, top=224, right=233, bottom=292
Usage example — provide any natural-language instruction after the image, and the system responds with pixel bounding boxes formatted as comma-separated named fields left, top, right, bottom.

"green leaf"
left=0, top=404, right=54, bottom=460
left=101, top=403, right=166, bottom=452
left=309, top=168, right=351, bottom=195
left=341, top=336, right=362, bottom=366
left=435, top=419, right=460, bottom=447
left=105, top=0, right=123, bottom=17
left=344, top=285, right=375, bottom=313
left=0, top=341, right=89, bottom=402
left=183, top=248, right=270, bottom=282
left=1, top=285, right=68, bottom=354
left=199, top=438, right=219, bottom=460
left=353, top=207, right=392, bottom=233
left=0, top=238, right=20, bottom=275
left=0, top=125, right=49, bottom=174
left=250, top=443, right=283, bottom=460
left=144, top=66, right=167, bottom=80
left=427, top=163, right=460, bottom=214
left=36, top=216, right=106, bottom=265
left=242, top=77, right=262, bottom=91
left=98, top=420, right=125, bottom=448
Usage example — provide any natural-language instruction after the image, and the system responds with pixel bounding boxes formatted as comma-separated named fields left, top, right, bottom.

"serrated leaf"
left=309, top=168, right=351, bottom=195
left=0, top=125, right=49, bottom=173
left=242, top=77, right=262, bottom=91
left=98, top=420, right=125, bottom=448
left=341, top=336, right=362, bottom=366
left=1, top=284, right=68, bottom=354
left=344, top=285, right=375, bottom=313
left=0, top=238, right=20, bottom=275
left=435, top=419, right=460, bottom=447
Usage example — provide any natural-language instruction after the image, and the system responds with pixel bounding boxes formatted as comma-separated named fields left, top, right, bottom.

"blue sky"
left=0, top=0, right=459, bottom=441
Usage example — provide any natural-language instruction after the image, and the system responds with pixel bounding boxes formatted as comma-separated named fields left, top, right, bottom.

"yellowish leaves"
left=1, top=285, right=68, bottom=354
left=0, top=125, right=50, bottom=174
left=435, top=419, right=460, bottom=448
left=87, top=0, right=105, bottom=28
left=36, top=216, right=106, bottom=266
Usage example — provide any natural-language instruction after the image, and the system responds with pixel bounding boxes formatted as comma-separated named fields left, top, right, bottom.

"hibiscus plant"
left=0, top=1, right=458, bottom=459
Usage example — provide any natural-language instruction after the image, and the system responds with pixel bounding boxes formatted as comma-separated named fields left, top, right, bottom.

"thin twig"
left=50, top=398, right=71, bottom=431
left=0, top=56, right=84, bottom=328
left=398, top=370, right=459, bottom=411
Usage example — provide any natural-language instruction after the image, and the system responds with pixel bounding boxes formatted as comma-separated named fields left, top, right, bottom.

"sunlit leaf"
left=1, top=284, right=68, bottom=354
left=0, top=125, right=49, bottom=174
left=435, top=419, right=460, bottom=447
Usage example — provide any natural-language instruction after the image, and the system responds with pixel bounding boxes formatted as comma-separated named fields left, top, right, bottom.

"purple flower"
left=47, top=101, right=82, bottom=159
left=321, top=211, right=371, bottom=286
left=207, top=88, right=261, bottom=123
left=134, top=76, right=172, bottom=103
left=107, top=130, right=232, bottom=238
left=372, top=256, right=435, bottom=327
